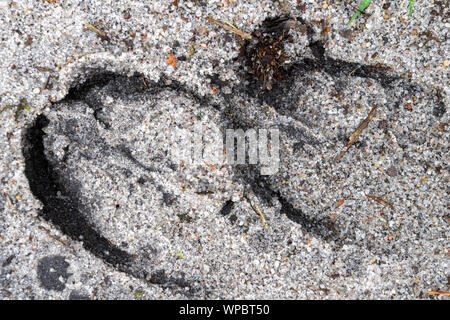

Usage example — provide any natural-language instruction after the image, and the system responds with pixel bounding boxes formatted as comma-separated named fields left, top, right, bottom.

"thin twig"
left=334, top=105, right=378, bottom=162
left=396, top=0, right=407, bottom=20
left=349, top=65, right=361, bottom=76
left=245, top=195, right=268, bottom=229
left=34, top=66, right=55, bottom=73
left=366, top=194, right=393, bottom=209
left=427, top=291, right=450, bottom=296
left=83, top=22, right=108, bottom=40
left=141, top=77, right=148, bottom=89
left=205, top=17, right=252, bottom=39
left=43, top=75, right=52, bottom=90
left=254, top=202, right=268, bottom=229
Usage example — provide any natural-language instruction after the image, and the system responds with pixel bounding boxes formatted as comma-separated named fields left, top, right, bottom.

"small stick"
left=205, top=17, right=252, bottom=39
left=427, top=291, right=450, bottom=296
left=141, top=77, right=148, bottom=89
left=35, top=66, right=55, bottom=73
left=223, top=18, right=238, bottom=29
left=334, top=105, right=378, bottom=162
left=254, top=202, right=268, bottom=229
left=335, top=199, right=345, bottom=208
left=396, top=0, right=407, bottom=20
left=83, top=22, right=108, bottom=40
left=244, top=195, right=268, bottom=229
left=366, top=194, right=393, bottom=209
left=83, top=21, right=102, bottom=30
left=349, top=65, right=361, bottom=76
left=43, top=75, right=51, bottom=90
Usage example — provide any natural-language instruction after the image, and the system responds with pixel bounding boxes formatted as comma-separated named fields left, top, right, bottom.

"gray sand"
left=0, top=0, right=448, bottom=299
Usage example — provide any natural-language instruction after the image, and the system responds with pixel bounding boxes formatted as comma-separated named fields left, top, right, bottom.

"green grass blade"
left=409, top=0, right=414, bottom=16
left=348, top=0, right=372, bottom=25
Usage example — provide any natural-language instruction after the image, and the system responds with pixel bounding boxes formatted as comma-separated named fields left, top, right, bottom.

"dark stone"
left=309, top=41, right=325, bottom=60
left=123, top=11, right=131, bottom=20
left=123, top=39, right=134, bottom=50
left=162, top=192, right=176, bottom=206
left=149, top=269, right=168, bottom=285
left=229, top=214, right=237, bottom=224
left=69, top=290, right=90, bottom=300
left=219, top=200, right=234, bottom=216
left=339, top=29, right=354, bottom=41
left=37, top=256, right=71, bottom=291
left=432, top=101, right=446, bottom=118
left=2, top=255, right=15, bottom=268
left=386, top=166, right=398, bottom=177
left=137, top=176, right=147, bottom=184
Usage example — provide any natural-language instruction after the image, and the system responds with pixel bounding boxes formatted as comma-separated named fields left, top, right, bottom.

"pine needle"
left=245, top=195, right=268, bottom=229
left=206, top=17, right=252, bottom=39
left=334, top=105, right=378, bottom=162
left=83, top=22, right=108, bottom=40
left=366, top=194, right=393, bottom=209
left=396, top=0, right=407, bottom=19
left=254, top=202, right=269, bottom=229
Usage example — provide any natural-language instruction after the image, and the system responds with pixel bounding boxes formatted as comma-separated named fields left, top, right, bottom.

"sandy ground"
left=0, top=0, right=448, bottom=299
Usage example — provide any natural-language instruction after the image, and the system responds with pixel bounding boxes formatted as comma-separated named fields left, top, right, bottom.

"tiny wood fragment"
left=366, top=194, right=393, bottom=209
left=254, top=202, right=268, bottom=229
left=335, top=199, right=345, bottom=208
left=83, top=22, right=108, bottom=40
left=427, top=290, right=450, bottom=296
left=35, top=66, right=55, bottom=73
left=205, top=17, right=252, bottom=39
left=334, top=105, right=378, bottom=162
left=141, top=77, right=148, bottom=89
left=245, top=195, right=268, bottom=229
left=43, top=75, right=52, bottom=90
